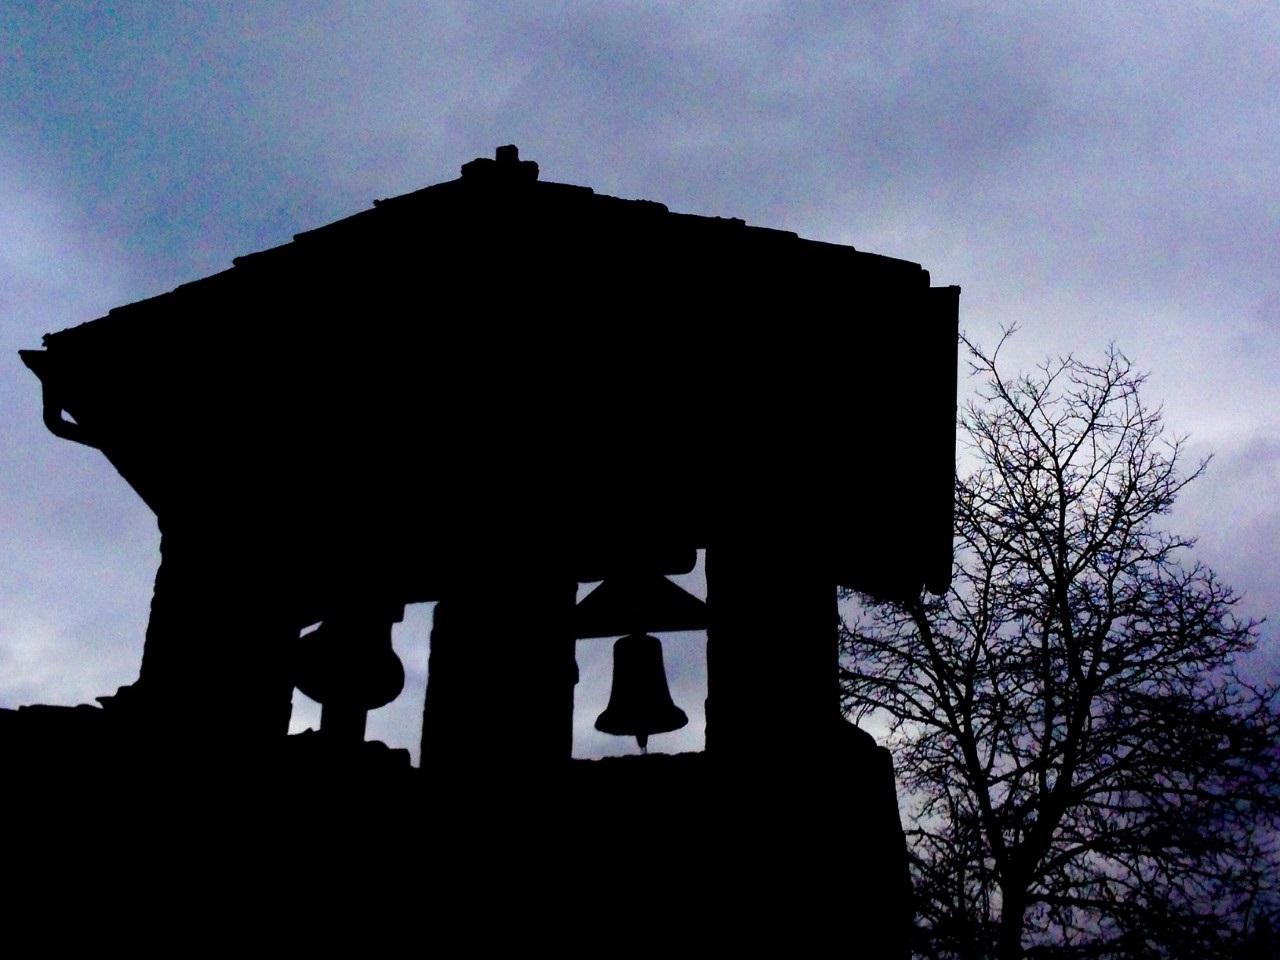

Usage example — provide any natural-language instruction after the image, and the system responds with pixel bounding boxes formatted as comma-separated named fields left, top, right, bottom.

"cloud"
left=2, top=1, right=1277, bottom=755
left=0, top=147, right=157, bottom=710
left=1174, top=433, right=1280, bottom=684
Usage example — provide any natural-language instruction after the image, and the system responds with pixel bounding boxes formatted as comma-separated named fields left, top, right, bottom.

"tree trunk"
left=997, top=882, right=1027, bottom=960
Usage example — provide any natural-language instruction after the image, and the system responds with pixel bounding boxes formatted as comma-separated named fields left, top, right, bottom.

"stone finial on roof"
left=460, top=144, right=539, bottom=182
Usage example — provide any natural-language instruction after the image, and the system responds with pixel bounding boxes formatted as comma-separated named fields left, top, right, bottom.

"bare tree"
left=841, top=333, right=1280, bottom=959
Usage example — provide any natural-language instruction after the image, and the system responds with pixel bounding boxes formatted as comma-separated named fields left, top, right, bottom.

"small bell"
left=295, top=616, right=405, bottom=743
left=595, top=633, right=688, bottom=752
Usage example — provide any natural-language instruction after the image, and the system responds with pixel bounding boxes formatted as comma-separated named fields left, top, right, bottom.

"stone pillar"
left=420, top=575, right=578, bottom=775
left=703, top=540, right=912, bottom=957
left=704, top=538, right=841, bottom=760
left=136, top=528, right=296, bottom=749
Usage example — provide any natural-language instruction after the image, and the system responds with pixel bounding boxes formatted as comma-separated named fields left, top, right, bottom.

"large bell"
left=595, top=633, right=688, bottom=752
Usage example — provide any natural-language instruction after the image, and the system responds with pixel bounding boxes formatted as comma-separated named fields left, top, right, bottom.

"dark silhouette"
left=594, top=633, right=689, bottom=751
left=294, top=610, right=405, bottom=743
left=8, top=147, right=960, bottom=945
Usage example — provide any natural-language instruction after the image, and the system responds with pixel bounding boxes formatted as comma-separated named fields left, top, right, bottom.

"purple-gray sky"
left=3, top=3, right=1277, bottom=761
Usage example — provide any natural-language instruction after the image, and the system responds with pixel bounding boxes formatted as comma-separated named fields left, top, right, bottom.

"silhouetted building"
left=13, top=147, right=958, bottom=951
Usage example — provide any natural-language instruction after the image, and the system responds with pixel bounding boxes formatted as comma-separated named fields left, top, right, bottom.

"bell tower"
left=17, top=146, right=955, bottom=956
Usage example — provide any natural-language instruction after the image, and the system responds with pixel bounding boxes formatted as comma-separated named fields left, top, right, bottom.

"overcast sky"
left=3, top=3, right=1277, bottom=761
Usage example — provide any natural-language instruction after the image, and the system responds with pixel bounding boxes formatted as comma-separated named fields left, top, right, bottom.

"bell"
left=595, top=633, right=689, bottom=752
left=295, top=616, right=405, bottom=743
left=575, top=571, right=708, bottom=639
